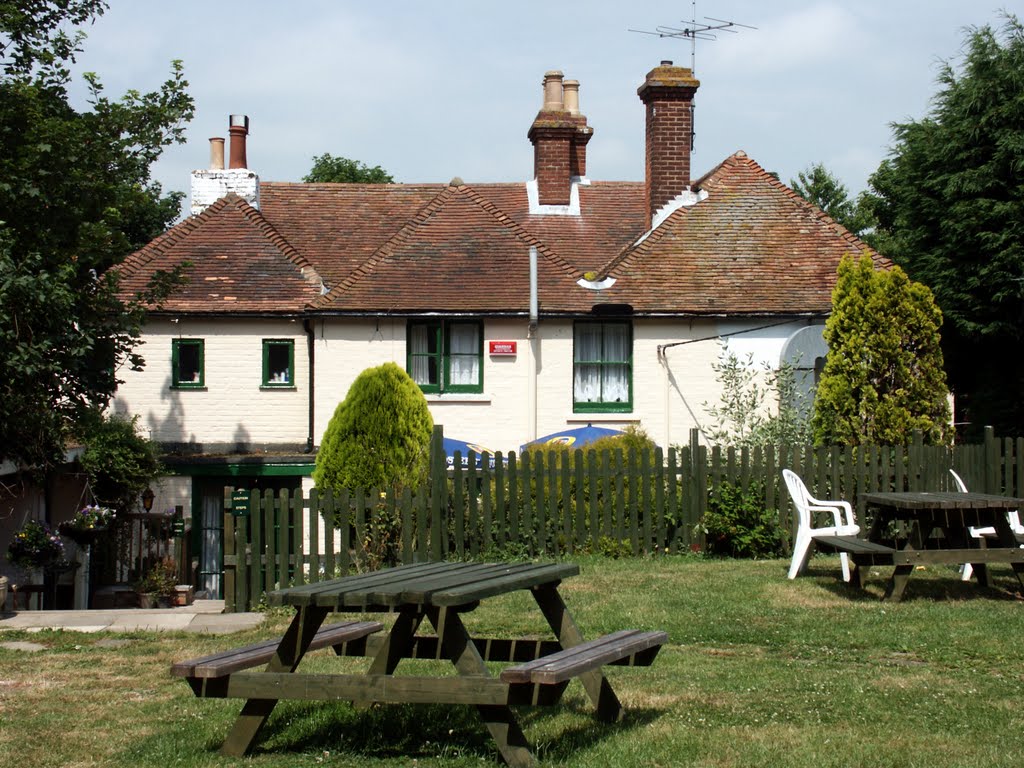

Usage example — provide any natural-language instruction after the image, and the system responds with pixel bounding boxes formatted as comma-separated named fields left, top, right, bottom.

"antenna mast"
left=629, top=1, right=756, bottom=75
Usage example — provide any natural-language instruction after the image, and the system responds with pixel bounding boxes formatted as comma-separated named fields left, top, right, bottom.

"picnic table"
left=172, top=561, right=667, bottom=766
left=816, top=491, right=1024, bottom=601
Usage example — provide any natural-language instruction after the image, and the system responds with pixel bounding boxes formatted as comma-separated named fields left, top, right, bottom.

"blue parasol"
left=520, top=424, right=623, bottom=452
left=443, top=436, right=498, bottom=469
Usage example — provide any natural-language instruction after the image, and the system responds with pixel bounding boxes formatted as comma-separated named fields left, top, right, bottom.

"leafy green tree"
left=314, top=363, right=433, bottom=494
left=303, top=153, right=394, bottom=183
left=813, top=254, right=951, bottom=446
left=77, top=409, right=161, bottom=513
left=865, top=14, right=1024, bottom=436
left=0, top=1, right=193, bottom=472
left=790, top=163, right=875, bottom=242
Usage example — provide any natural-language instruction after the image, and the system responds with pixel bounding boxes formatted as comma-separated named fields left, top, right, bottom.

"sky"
left=67, top=1, right=1017, bottom=213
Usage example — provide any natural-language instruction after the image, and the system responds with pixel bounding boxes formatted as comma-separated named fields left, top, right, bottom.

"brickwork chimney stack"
left=637, top=61, right=700, bottom=221
left=528, top=70, right=593, bottom=207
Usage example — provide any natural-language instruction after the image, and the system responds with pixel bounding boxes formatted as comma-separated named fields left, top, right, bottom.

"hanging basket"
left=58, top=522, right=109, bottom=547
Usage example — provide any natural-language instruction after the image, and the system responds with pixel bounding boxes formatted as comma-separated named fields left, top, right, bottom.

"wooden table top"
left=860, top=491, right=1024, bottom=510
left=267, top=561, right=580, bottom=611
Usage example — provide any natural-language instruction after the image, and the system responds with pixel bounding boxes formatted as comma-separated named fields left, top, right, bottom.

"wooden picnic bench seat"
left=815, top=535, right=897, bottom=565
left=500, top=629, right=667, bottom=685
left=171, top=620, right=383, bottom=679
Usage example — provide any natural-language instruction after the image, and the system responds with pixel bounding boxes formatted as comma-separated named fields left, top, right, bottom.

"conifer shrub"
left=314, top=363, right=434, bottom=495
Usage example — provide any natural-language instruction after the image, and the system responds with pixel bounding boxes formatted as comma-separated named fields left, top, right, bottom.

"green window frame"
left=171, top=338, right=205, bottom=389
left=407, top=320, right=483, bottom=394
left=573, top=321, right=632, bottom=412
left=262, top=339, right=295, bottom=388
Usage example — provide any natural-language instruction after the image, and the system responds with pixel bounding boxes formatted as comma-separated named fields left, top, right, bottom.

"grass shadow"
left=814, top=564, right=1024, bottom=602
left=242, top=694, right=662, bottom=762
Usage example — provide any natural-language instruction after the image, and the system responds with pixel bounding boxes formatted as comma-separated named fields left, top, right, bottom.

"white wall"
left=114, top=318, right=310, bottom=446
left=311, top=316, right=812, bottom=455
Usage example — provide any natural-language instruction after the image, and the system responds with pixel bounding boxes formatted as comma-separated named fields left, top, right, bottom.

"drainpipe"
left=303, top=319, right=315, bottom=453
left=528, top=246, right=539, bottom=442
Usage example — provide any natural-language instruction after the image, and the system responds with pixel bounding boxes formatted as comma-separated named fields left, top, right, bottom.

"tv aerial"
left=630, top=1, right=756, bottom=74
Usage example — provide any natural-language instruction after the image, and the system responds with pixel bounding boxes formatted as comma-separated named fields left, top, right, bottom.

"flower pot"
left=137, top=592, right=158, bottom=609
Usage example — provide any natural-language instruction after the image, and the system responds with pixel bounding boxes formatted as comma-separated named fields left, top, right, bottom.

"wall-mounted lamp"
left=141, top=487, right=155, bottom=512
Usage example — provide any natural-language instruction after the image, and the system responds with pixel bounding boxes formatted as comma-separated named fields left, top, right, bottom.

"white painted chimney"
left=190, top=115, right=260, bottom=216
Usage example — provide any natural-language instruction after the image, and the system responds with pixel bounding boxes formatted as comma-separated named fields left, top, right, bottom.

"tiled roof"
left=120, top=151, right=886, bottom=318
left=318, top=184, right=587, bottom=313
left=116, top=195, right=323, bottom=312
left=594, top=153, right=890, bottom=314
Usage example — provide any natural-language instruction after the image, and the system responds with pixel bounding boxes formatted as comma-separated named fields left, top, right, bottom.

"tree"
left=812, top=254, right=951, bottom=446
left=0, top=1, right=194, bottom=473
left=303, top=153, right=394, bottom=183
left=313, top=363, right=433, bottom=495
left=77, top=409, right=161, bottom=513
left=790, top=163, right=875, bottom=242
left=865, top=14, right=1024, bottom=437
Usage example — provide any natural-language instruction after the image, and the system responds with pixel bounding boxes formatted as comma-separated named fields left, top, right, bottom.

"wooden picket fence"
left=220, top=427, right=1024, bottom=611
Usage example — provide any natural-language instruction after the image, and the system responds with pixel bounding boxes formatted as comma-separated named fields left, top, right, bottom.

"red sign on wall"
left=488, top=341, right=517, bottom=356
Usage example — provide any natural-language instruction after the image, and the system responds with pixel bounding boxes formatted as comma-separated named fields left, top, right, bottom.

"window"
left=407, top=320, right=483, bottom=394
left=172, top=339, right=204, bottom=388
left=573, top=321, right=632, bottom=411
left=262, top=339, right=295, bottom=387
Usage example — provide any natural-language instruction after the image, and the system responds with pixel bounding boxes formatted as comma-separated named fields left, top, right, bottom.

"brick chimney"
left=528, top=71, right=592, bottom=207
left=190, top=115, right=260, bottom=216
left=637, top=61, right=700, bottom=222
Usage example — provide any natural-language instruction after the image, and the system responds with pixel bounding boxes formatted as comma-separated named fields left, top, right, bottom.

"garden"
left=2, top=555, right=1023, bottom=767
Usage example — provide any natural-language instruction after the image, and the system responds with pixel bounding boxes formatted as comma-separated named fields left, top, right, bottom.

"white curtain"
left=574, top=324, right=602, bottom=402
left=603, top=324, right=629, bottom=403
left=449, top=323, right=480, bottom=386
left=409, top=324, right=433, bottom=385
left=574, top=323, right=629, bottom=404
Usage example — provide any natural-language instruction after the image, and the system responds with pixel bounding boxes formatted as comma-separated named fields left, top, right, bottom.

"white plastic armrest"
left=808, top=497, right=855, bottom=528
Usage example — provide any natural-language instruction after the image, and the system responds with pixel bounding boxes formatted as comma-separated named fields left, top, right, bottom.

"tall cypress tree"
left=813, top=254, right=951, bottom=446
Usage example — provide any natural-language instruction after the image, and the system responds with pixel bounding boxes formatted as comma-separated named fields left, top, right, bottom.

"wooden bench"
left=815, top=535, right=897, bottom=565
left=500, top=629, right=667, bottom=685
left=171, top=620, right=383, bottom=679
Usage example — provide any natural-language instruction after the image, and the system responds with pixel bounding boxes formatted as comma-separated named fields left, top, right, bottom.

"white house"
left=111, top=63, right=886, bottom=595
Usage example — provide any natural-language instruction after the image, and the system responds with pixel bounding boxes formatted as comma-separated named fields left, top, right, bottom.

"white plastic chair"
left=783, top=469, right=860, bottom=581
left=950, top=469, right=1024, bottom=581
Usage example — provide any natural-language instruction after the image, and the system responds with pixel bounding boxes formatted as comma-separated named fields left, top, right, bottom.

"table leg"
left=351, top=608, right=424, bottom=710
left=426, top=606, right=537, bottom=768
left=883, top=565, right=913, bottom=602
left=220, top=604, right=329, bottom=757
left=531, top=583, right=624, bottom=722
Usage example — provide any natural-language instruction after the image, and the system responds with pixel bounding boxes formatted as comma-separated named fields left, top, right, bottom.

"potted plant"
left=59, top=504, right=115, bottom=546
left=7, top=520, right=65, bottom=571
left=135, top=556, right=178, bottom=608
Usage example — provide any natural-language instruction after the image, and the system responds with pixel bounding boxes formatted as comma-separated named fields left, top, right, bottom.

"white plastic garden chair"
left=783, top=469, right=860, bottom=582
left=950, top=469, right=1024, bottom=581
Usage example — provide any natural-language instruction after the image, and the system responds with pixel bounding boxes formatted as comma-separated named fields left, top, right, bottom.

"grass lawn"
left=2, top=555, right=1024, bottom=767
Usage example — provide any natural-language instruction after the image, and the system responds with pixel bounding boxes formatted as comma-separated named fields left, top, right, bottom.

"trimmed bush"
left=314, top=363, right=433, bottom=495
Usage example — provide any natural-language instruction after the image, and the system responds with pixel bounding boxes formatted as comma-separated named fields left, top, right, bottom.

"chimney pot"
left=209, top=137, right=225, bottom=170
left=542, top=70, right=565, bottom=111
left=563, top=80, right=580, bottom=116
left=228, top=114, right=249, bottom=170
